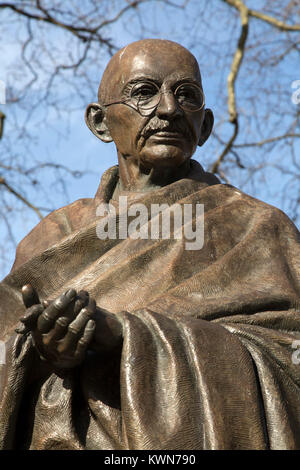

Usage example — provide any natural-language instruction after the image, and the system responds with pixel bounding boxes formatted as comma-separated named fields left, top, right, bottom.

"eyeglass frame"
left=102, top=80, right=205, bottom=117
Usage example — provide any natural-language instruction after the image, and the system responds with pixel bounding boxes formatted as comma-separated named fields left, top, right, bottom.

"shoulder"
left=217, top=184, right=300, bottom=236
left=11, top=197, right=94, bottom=272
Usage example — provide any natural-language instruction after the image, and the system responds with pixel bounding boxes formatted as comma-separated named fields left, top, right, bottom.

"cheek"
left=187, top=113, right=203, bottom=142
left=106, top=109, right=140, bottom=153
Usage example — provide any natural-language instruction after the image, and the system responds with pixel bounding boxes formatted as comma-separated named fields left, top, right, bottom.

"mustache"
left=140, top=117, right=192, bottom=141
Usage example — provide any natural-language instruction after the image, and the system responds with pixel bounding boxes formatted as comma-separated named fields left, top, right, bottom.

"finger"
left=16, top=305, right=43, bottom=336
left=42, top=315, right=70, bottom=345
left=22, top=284, right=40, bottom=308
left=74, top=319, right=95, bottom=360
left=20, top=304, right=44, bottom=327
left=57, top=307, right=94, bottom=353
left=73, top=291, right=89, bottom=313
left=87, top=297, right=96, bottom=314
left=77, top=290, right=89, bottom=304
left=48, top=296, right=95, bottom=345
left=37, top=288, right=76, bottom=334
left=74, top=297, right=87, bottom=316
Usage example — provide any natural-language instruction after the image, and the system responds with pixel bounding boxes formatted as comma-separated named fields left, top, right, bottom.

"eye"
left=176, top=85, right=197, bottom=102
left=175, top=84, right=203, bottom=109
left=131, top=83, right=158, bottom=102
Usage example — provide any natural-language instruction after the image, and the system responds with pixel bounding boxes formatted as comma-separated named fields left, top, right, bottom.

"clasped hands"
left=16, top=285, right=123, bottom=369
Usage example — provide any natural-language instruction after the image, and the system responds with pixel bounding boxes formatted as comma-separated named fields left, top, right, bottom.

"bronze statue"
left=0, top=39, right=299, bottom=450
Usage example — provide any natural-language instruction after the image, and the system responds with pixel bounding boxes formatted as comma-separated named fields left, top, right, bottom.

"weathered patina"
left=0, top=39, right=299, bottom=450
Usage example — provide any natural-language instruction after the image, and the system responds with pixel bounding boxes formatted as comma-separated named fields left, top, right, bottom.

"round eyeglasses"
left=103, top=81, right=205, bottom=117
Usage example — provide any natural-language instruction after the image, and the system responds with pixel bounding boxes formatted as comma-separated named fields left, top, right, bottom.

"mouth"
left=146, top=130, right=186, bottom=143
left=152, top=131, right=183, bottom=137
left=147, top=130, right=185, bottom=144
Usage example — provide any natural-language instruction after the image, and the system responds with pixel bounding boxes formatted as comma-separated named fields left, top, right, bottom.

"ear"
left=85, top=102, right=113, bottom=143
left=198, top=108, right=214, bottom=147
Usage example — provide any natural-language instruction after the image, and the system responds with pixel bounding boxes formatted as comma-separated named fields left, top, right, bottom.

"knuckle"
left=75, top=299, right=84, bottom=309
left=83, top=308, right=94, bottom=319
left=68, top=324, right=80, bottom=335
left=54, top=298, right=65, bottom=310
left=37, top=315, right=52, bottom=332
left=77, top=337, right=87, bottom=347
left=23, top=305, right=40, bottom=318
left=56, top=317, right=69, bottom=328
left=40, top=312, right=53, bottom=323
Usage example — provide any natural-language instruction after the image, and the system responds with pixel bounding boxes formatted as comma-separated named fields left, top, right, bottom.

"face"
left=103, top=44, right=206, bottom=170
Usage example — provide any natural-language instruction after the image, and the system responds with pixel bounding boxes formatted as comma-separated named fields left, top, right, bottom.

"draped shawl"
left=0, top=160, right=300, bottom=450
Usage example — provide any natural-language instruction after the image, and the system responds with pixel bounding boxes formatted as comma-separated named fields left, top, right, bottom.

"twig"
left=0, top=177, right=43, bottom=220
left=233, top=133, right=300, bottom=148
left=0, top=111, right=5, bottom=140
left=222, top=0, right=300, bottom=32
left=211, top=119, right=239, bottom=173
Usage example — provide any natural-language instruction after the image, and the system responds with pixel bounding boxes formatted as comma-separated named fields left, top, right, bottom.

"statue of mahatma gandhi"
left=0, top=39, right=300, bottom=450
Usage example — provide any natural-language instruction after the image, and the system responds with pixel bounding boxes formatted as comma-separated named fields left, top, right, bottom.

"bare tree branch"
left=0, top=112, right=5, bottom=140
left=211, top=0, right=300, bottom=176
left=211, top=0, right=249, bottom=173
left=224, top=0, right=249, bottom=123
left=0, top=0, right=161, bottom=49
left=211, top=119, right=239, bottom=173
left=249, top=8, right=300, bottom=32
left=222, top=0, right=300, bottom=31
left=0, top=177, right=43, bottom=220
left=233, top=133, right=300, bottom=148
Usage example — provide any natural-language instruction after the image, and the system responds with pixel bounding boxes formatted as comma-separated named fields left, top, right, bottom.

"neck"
left=116, top=152, right=192, bottom=193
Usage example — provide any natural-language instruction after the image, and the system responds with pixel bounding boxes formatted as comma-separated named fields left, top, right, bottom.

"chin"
left=139, top=144, right=191, bottom=169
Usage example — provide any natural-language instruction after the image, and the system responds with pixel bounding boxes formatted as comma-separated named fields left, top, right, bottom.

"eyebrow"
left=122, top=76, right=201, bottom=92
left=123, top=77, right=160, bottom=88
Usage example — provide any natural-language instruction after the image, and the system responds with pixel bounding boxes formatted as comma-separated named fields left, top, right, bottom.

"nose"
left=155, top=90, right=182, bottom=119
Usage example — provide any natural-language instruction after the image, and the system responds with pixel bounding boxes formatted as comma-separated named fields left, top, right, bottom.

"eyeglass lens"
left=130, top=81, right=204, bottom=115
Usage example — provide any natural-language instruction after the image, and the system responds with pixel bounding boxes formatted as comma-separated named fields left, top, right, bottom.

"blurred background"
left=0, top=0, right=299, bottom=278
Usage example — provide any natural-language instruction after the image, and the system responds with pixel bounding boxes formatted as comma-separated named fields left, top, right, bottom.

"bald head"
left=98, top=39, right=202, bottom=105
left=86, top=38, right=214, bottom=173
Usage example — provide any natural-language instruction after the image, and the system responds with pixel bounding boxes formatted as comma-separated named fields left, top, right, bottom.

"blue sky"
left=0, top=0, right=299, bottom=278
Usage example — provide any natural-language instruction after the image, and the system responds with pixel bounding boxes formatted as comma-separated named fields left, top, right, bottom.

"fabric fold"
left=0, top=160, right=299, bottom=449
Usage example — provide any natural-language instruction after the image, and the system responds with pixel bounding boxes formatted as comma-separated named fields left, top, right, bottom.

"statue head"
left=86, top=39, right=214, bottom=170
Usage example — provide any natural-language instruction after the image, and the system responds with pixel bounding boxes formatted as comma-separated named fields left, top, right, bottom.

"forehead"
left=121, top=49, right=201, bottom=85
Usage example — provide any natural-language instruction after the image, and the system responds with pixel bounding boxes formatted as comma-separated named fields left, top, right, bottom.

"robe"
left=0, top=160, right=299, bottom=450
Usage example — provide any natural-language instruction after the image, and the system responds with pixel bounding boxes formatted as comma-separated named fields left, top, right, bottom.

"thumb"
left=21, top=284, right=40, bottom=308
